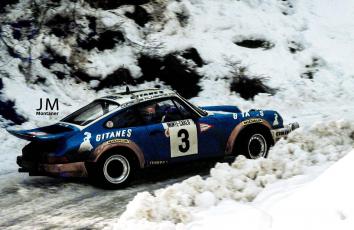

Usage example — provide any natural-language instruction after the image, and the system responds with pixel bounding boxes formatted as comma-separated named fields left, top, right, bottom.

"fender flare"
left=88, top=139, right=145, bottom=168
left=225, top=119, right=272, bottom=155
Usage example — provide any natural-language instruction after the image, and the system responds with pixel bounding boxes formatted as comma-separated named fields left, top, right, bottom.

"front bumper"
left=271, top=122, right=299, bottom=141
left=17, top=156, right=88, bottom=177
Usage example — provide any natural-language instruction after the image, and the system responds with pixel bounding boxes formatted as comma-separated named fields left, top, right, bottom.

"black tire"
left=235, top=128, right=271, bottom=159
left=88, top=152, right=135, bottom=189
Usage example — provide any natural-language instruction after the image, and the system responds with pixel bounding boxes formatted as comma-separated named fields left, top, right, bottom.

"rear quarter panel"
left=69, top=118, right=156, bottom=166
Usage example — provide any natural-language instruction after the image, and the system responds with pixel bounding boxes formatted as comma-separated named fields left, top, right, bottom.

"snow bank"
left=264, top=149, right=354, bottom=230
left=113, top=120, right=354, bottom=229
left=145, top=148, right=354, bottom=230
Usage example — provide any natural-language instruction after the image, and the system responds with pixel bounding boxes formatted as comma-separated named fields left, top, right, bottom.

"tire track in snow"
left=0, top=162, right=216, bottom=229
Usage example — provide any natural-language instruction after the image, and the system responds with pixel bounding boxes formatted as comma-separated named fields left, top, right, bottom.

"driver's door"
left=140, top=98, right=199, bottom=165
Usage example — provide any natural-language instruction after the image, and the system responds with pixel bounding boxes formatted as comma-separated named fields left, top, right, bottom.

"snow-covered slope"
left=1, top=0, right=354, bottom=229
left=1, top=0, right=354, bottom=125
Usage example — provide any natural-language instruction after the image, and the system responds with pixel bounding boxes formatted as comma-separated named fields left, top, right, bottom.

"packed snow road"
left=0, top=159, right=217, bottom=229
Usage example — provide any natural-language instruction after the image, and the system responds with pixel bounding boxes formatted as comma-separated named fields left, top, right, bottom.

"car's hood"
left=201, top=105, right=242, bottom=114
left=7, top=123, right=79, bottom=141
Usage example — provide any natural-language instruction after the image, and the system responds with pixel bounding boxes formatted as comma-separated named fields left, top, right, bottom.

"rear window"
left=62, top=100, right=119, bottom=126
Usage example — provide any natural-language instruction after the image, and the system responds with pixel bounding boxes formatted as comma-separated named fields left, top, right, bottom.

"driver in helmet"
left=141, top=102, right=179, bottom=124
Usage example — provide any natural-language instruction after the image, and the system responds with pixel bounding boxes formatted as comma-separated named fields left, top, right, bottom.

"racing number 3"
left=177, top=129, right=190, bottom=153
left=167, top=119, right=198, bottom=158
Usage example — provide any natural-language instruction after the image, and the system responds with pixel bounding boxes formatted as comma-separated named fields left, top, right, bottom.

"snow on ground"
left=179, top=148, right=354, bottom=230
left=113, top=120, right=354, bottom=229
left=143, top=149, right=354, bottom=230
left=258, top=149, right=354, bottom=230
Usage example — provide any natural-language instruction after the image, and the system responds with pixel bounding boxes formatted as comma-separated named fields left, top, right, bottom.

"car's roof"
left=98, top=88, right=177, bottom=107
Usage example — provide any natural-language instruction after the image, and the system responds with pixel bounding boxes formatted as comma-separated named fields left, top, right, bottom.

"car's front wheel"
left=246, top=133, right=268, bottom=159
left=235, top=129, right=271, bottom=159
left=88, top=153, right=135, bottom=189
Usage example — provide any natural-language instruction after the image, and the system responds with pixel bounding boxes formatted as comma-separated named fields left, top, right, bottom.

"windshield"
left=62, top=100, right=119, bottom=126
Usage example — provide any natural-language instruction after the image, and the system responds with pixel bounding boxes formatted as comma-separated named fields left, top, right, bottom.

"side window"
left=106, top=109, right=143, bottom=128
left=158, top=100, right=184, bottom=123
left=137, top=99, right=184, bottom=124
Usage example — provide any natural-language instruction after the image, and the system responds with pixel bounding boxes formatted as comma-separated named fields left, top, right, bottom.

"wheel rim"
left=103, top=155, right=130, bottom=184
left=247, top=134, right=267, bottom=159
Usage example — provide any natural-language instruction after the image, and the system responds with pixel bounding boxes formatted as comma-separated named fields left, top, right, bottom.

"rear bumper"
left=271, top=122, right=299, bottom=141
left=17, top=156, right=88, bottom=177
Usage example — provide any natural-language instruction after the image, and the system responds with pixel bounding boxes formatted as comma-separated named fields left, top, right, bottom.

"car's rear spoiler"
left=7, top=124, right=77, bottom=141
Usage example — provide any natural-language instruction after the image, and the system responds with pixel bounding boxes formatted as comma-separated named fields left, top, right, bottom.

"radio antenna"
left=121, top=65, right=130, bottom=94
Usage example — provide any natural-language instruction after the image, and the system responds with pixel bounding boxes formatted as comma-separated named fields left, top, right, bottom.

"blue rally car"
left=7, top=89, right=298, bottom=188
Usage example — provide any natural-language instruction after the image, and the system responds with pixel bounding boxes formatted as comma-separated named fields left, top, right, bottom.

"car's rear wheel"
left=235, top=129, right=271, bottom=159
left=88, top=153, right=135, bottom=189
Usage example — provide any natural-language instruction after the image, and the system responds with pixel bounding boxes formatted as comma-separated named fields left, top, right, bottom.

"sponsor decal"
left=165, top=119, right=191, bottom=128
left=148, top=160, right=168, bottom=165
left=79, top=132, right=93, bottom=153
left=273, top=113, right=279, bottom=126
left=232, top=110, right=264, bottom=120
left=95, top=129, right=132, bottom=142
left=120, top=92, right=176, bottom=108
left=275, top=130, right=290, bottom=137
left=162, top=119, right=192, bottom=137
left=106, top=121, right=114, bottom=128
left=259, top=110, right=264, bottom=116
left=199, top=123, right=212, bottom=132
left=135, top=91, right=175, bottom=102
left=242, top=118, right=263, bottom=126
left=233, top=110, right=264, bottom=120
left=107, top=139, right=130, bottom=144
